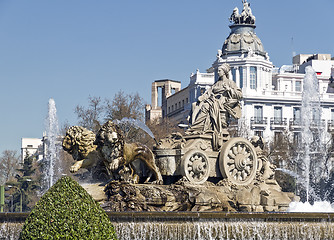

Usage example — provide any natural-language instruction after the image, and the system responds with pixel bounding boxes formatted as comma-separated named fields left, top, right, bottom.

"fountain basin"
left=2, top=212, right=334, bottom=239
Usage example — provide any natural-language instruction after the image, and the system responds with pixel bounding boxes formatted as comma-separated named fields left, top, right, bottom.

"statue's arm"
left=198, top=88, right=212, bottom=102
left=228, top=81, right=243, bottom=99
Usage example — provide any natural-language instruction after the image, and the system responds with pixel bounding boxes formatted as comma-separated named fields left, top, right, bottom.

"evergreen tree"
left=6, top=152, right=40, bottom=212
left=20, top=176, right=117, bottom=239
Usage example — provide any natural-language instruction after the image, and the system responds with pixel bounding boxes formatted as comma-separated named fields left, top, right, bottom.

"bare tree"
left=0, top=150, right=20, bottom=185
left=105, top=90, right=144, bottom=121
left=74, top=96, right=104, bottom=132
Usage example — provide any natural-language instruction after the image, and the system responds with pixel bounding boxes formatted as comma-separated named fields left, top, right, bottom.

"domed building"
left=146, top=0, right=334, bottom=154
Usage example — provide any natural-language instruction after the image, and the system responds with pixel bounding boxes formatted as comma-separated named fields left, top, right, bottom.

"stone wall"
left=2, top=212, right=334, bottom=240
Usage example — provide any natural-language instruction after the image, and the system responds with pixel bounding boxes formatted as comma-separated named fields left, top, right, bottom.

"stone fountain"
left=61, top=63, right=297, bottom=213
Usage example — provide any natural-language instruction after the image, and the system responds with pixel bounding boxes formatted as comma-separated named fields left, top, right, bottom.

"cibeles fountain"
left=63, top=62, right=296, bottom=213
left=50, top=0, right=334, bottom=239
left=2, top=1, right=334, bottom=239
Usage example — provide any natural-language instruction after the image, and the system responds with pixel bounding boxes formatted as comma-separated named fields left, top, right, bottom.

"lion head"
left=95, top=120, right=124, bottom=162
left=62, top=126, right=97, bottom=161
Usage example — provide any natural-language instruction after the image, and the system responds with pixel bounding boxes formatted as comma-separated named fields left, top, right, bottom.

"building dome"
left=222, top=24, right=267, bottom=58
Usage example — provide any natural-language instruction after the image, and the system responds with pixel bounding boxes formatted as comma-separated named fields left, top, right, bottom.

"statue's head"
left=94, top=120, right=125, bottom=162
left=218, top=63, right=230, bottom=79
left=95, top=120, right=124, bottom=147
left=62, top=126, right=97, bottom=161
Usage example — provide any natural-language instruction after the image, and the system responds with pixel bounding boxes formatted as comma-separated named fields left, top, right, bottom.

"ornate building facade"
left=145, top=1, right=334, bottom=143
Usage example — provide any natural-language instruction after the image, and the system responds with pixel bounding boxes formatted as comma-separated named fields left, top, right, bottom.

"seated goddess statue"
left=188, top=63, right=242, bottom=134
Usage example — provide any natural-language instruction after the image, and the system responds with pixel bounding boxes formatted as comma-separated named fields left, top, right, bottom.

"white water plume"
left=114, top=117, right=155, bottom=140
left=43, top=98, right=62, bottom=192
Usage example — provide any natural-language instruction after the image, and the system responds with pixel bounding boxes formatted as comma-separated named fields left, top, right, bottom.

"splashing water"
left=275, top=168, right=300, bottom=179
left=43, top=98, right=62, bottom=192
left=288, top=66, right=333, bottom=212
left=114, top=117, right=155, bottom=140
left=298, top=66, right=328, bottom=202
left=288, top=201, right=334, bottom=212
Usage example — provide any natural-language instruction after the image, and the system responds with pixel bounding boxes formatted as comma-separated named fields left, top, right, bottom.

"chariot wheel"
left=219, top=137, right=257, bottom=185
left=181, top=150, right=210, bottom=184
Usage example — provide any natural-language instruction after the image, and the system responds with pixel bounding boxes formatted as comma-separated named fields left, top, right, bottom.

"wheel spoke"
left=232, top=147, right=238, bottom=155
left=232, top=169, right=238, bottom=177
left=228, top=164, right=235, bottom=170
left=228, top=150, right=236, bottom=159
left=246, top=159, right=253, bottom=166
left=241, top=147, right=247, bottom=154
left=237, top=144, right=242, bottom=153
left=242, top=170, right=247, bottom=180
left=227, top=158, right=235, bottom=164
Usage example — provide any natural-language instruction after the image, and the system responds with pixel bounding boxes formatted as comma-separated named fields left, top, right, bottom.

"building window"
left=27, top=145, right=33, bottom=148
left=182, top=100, right=184, bottom=107
left=168, top=107, right=170, bottom=113
left=239, top=67, right=244, bottom=88
left=179, top=102, right=181, bottom=108
left=293, top=107, right=301, bottom=124
left=295, top=81, right=301, bottom=92
left=175, top=103, right=177, bottom=110
left=200, top=88, right=206, bottom=95
left=254, top=106, right=263, bottom=123
left=274, top=106, right=282, bottom=124
left=250, top=66, right=257, bottom=89
left=293, top=132, right=301, bottom=144
left=172, top=105, right=174, bottom=111
left=231, top=67, right=237, bottom=83
left=274, top=132, right=283, bottom=143
left=331, top=109, right=334, bottom=121
left=312, top=108, right=321, bottom=123
left=186, top=98, right=189, bottom=103
left=254, top=131, right=263, bottom=137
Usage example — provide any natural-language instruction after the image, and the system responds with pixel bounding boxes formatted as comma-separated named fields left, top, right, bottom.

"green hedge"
left=20, top=176, right=117, bottom=239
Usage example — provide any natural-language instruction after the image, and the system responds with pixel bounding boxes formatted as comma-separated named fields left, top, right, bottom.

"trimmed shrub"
left=19, top=176, right=117, bottom=239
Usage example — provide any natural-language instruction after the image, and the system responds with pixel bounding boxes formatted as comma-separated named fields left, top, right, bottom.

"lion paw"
left=109, top=159, right=120, bottom=171
left=70, top=165, right=80, bottom=173
left=150, top=179, right=163, bottom=185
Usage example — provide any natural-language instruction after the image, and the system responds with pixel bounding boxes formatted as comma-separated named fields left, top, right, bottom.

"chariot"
left=154, top=130, right=258, bottom=185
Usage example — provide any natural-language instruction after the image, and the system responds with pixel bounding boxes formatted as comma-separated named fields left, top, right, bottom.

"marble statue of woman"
left=188, top=63, right=242, bottom=134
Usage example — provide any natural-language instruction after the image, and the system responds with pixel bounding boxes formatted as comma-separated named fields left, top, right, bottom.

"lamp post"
left=0, top=185, right=4, bottom=212
left=7, top=179, right=31, bottom=212
left=7, top=185, right=22, bottom=212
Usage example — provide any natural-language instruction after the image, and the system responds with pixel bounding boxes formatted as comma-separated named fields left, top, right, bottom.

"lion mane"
left=94, top=120, right=124, bottom=164
left=62, top=126, right=97, bottom=161
left=95, top=120, right=163, bottom=184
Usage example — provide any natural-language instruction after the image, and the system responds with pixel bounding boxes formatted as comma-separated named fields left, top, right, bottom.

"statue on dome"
left=229, top=0, right=255, bottom=25
left=229, top=7, right=241, bottom=24
left=188, top=63, right=242, bottom=134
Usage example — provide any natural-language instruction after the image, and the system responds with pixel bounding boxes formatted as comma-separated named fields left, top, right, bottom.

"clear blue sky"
left=0, top=0, right=333, bottom=154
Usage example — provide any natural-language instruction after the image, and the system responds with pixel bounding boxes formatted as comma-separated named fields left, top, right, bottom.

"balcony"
left=270, top=117, right=288, bottom=129
left=250, top=117, right=267, bottom=129
left=328, top=120, right=334, bottom=133
left=289, top=118, right=326, bottom=131
left=289, top=118, right=302, bottom=130
left=309, top=119, right=326, bottom=129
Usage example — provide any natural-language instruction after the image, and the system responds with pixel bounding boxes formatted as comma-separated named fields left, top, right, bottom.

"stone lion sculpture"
left=95, top=120, right=163, bottom=184
left=62, top=126, right=101, bottom=173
